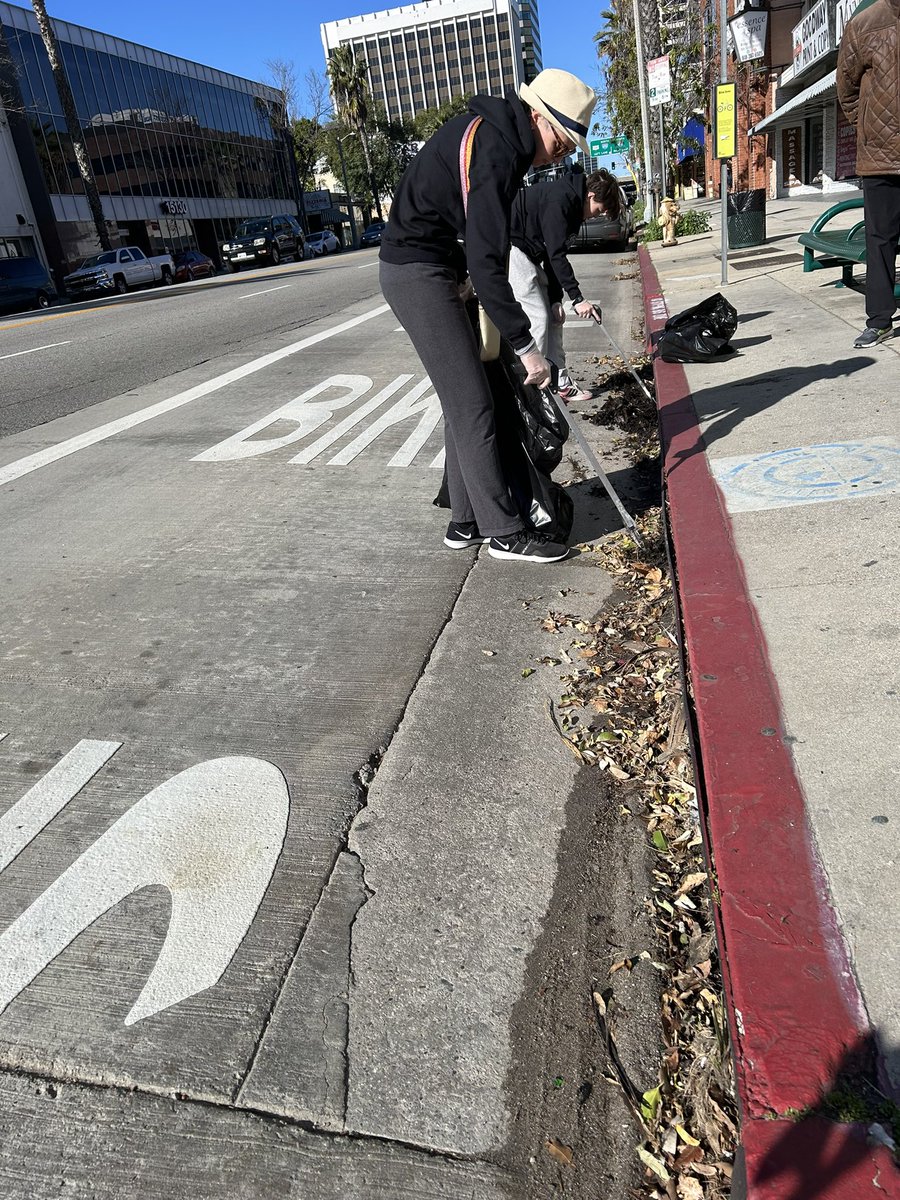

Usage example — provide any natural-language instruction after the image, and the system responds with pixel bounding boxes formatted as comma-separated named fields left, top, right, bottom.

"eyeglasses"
left=540, top=115, right=576, bottom=161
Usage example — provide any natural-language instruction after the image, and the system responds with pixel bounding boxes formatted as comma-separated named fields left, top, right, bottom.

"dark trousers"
left=379, top=259, right=521, bottom=538
left=862, top=175, right=900, bottom=330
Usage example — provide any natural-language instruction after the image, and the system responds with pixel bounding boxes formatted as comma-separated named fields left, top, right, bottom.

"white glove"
left=520, top=348, right=552, bottom=388
left=457, top=278, right=475, bottom=303
left=551, top=302, right=566, bottom=326
left=575, top=299, right=602, bottom=323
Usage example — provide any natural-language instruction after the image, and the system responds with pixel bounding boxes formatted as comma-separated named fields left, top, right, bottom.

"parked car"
left=64, top=246, right=174, bottom=297
left=221, top=214, right=303, bottom=270
left=305, top=230, right=341, bottom=257
left=173, top=249, right=216, bottom=283
left=359, top=221, right=386, bottom=248
left=0, top=256, right=57, bottom=314
left=619, top=179, right=638, bottom=206
left=569, top=184, right=635, bottom=250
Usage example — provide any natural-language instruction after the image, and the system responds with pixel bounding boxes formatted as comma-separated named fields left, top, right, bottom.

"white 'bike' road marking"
left=0, top=340, right=71, bottom=361
left=238, top=285, right=293, bottom=299
left=0, top=739, right=121, bottom=874
left=0, top=750, right=289, bottom=1025
left=0, top=303, right=390, bottom=488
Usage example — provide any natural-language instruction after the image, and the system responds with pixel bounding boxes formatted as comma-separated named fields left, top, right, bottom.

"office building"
left=321, top=0, right=540, bottom=124
left=0, top=1, right=296, bottom=282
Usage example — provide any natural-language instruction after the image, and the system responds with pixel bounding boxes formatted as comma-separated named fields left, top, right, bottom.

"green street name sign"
left=589, top=136, right=631, bottom=156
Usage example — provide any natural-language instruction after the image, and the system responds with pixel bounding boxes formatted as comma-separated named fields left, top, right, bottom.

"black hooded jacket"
left=510, top=174, right=586, bottom=304
left=380, top=93, right=536, bottom=352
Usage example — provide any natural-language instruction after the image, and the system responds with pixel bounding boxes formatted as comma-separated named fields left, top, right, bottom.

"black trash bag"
left=432, top=323, right=573, bottom=540
left=657, top=292, right=738, bottom=363
left=665, top=292, right=738, bottom=341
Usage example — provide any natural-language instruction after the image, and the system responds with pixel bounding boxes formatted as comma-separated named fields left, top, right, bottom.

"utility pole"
left=719, top=0, right=729, bottom=284
left=632, top=0, right=656, bottom=219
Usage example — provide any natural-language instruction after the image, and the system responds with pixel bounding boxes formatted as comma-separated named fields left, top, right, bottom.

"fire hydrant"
left=659, top=196, right=680, bottom=246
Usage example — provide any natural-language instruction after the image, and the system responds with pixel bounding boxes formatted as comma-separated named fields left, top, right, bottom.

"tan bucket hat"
left=519, top=69, right=596, bottom=155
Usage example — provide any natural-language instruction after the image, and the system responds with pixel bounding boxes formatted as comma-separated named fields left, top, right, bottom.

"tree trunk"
left=30, top=0, right=111, bottom=251
left=638, top=0, right=662, bottom=61
left=358, top=125, right=383, bottom=221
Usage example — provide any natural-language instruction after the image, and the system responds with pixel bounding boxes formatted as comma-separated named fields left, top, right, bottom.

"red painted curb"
left=638, top=247, right=899, bottom=1196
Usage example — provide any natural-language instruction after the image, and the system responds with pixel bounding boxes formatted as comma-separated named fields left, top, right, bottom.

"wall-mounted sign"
left=782, top=125, right=802, bottom=187
left=160, top=199, right=188, bottom=216
left=648, top=55, right=671, bottom=106
left=834, top=103, right=857, bottom=178
left=715, top=82, right=737, bottom=159
left=836, top=0, right=865, bottom=42
left=303, top=190, right=332, bottom=213
left=729, top=9, right=769, bottom=61
left=792, top=0, right=834, bottom=77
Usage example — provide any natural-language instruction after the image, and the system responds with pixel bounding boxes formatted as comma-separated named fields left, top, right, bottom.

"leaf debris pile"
left=582, top=352, right=658, bottom=465
left=543, top=509, right=739, bottom=1197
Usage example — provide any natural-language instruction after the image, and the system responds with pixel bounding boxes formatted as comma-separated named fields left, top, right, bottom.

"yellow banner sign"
left=715, top=83, right=737, bottom=159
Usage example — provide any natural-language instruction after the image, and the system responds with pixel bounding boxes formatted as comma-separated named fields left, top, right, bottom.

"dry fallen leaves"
left=545, top=1138, right=574, bottom=1166
left=541, top=492, right=738, bottom=1195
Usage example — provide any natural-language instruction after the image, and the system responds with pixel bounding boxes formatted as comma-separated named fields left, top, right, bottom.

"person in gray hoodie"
left=380, top=69, right=596, bottom=563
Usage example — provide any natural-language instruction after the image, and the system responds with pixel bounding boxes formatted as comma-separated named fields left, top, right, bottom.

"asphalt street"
left=0, top=241, right=644, bottom=1197
left=0, top=249, right=384, bottom=437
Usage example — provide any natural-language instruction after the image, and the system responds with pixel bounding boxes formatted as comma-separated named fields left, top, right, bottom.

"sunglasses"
left=540, top=115, right=576, bottom=160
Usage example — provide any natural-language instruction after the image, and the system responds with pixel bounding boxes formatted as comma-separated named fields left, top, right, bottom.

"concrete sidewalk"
left=640, top=193, right=900, bottom=1195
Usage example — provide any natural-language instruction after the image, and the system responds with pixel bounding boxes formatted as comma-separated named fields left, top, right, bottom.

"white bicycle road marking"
left=0, top=304, right=390, bottom=489
left=0, top=749, right=289, bottom=1025
left=0, top=340, right=71, bottom=361
left=195, top=373, right=443, bottom=468
left=237, top=285, right=293, bottom=299
left=0, top=739, right=121, bottom=874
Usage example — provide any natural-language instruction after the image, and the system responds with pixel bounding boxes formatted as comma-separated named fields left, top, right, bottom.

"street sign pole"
left=632, top=0, right=655, bottom=220
left=719, top=0, right=729, bottom=285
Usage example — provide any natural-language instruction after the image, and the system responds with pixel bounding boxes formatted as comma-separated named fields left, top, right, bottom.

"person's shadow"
left=733, top=1032, right=900, bottom=1200
left=665, top=357, right=876, bottom=470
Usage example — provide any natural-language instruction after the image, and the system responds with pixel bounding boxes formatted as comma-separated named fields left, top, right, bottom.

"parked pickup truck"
left=63, top=246, right=174, bottom=298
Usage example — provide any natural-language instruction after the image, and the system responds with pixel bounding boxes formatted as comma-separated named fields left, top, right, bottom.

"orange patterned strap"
left=459, top=116, right=482, bottom=215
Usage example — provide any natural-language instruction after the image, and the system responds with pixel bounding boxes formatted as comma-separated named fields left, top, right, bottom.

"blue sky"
left=40, top=0, right=608, bottom=129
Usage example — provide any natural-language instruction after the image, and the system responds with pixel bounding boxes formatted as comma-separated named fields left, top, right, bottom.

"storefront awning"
left=749, top=69, right=836, bottom=135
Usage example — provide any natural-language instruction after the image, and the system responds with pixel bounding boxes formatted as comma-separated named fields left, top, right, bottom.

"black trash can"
left=726, top=187, right=766, bottom=248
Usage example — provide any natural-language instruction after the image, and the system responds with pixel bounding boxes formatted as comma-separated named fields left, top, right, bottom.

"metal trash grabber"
left=542, top=382, right=645, bottom=549
left=583, top=309, right=655, bottom=404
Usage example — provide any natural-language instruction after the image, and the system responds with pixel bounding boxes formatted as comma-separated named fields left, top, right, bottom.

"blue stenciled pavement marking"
left=711, top=439, right=900, bottom=513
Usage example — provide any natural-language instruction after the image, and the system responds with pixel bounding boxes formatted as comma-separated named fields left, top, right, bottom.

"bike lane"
left=0, top=293, right=620, bottom=1196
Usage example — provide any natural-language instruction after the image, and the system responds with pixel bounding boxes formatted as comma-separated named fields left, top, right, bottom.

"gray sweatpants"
left=507, top=246, right=571, bottom=383
left=380, top=259, right=521, bottom=538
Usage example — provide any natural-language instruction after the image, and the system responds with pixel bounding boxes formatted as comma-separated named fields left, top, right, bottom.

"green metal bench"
left=798, top=197, right=900, bottom=294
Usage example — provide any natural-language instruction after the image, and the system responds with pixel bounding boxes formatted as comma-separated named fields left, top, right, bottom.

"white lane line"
left=0, top=340, right=71, bottom=361
left=238, top=285, right=293, bottom=299
left=0, top=303, right=391, bottom=488
left=357, top=262, right=379, bottom=269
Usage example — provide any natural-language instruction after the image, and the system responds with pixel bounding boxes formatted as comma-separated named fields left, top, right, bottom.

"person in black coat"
left=509, top=168, right=622, bottom=401
left=379, top=69, right=596, bottom=563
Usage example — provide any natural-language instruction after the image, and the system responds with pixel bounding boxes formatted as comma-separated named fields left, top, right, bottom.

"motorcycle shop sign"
left=792, top=0, right=834, bottom=77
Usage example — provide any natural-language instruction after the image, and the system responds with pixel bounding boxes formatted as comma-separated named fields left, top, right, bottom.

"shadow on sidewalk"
left=742, top=1032, right=900, bottom=1200
left=666, top=357, right=875, bottom=468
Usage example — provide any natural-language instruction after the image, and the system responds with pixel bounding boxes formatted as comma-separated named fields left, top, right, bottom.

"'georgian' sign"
left=792, top=0, right=834, bottom=77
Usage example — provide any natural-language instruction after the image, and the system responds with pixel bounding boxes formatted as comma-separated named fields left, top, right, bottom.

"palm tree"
left=30, top=0, right=111, bottom=250
left=327, top=45, right=382, bottom=221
